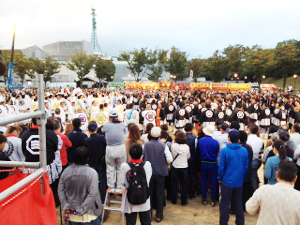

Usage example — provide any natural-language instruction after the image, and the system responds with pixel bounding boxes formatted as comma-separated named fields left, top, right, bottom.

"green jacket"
left=0, top=50, right=7, bottom=76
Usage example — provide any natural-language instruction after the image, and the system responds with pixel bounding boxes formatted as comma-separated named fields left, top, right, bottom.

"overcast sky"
left=1, top=0, right=300, bottom=59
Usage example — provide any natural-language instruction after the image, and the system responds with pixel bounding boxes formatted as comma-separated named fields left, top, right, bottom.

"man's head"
left=277, top=160, right=298, bottom=184
left=109, top=108, right=118, bottom=120
left=160, top=124, right=168, bottom=132
left=228, top=129, right=241, bottom=143
left=184, top=123, right=193, bottom=133
left=215, top=119, right=224, bottom=130
left=72, top=118, right=82, bottom=129
left=292, top=123, right=300, bottom=134
left=160, top=131, right=169, bottom=141
left=88, top=123, right=98, bottom=134
left=230, top=121, right=240, bottom=130
left=129, top=143, right=143, bottom=160
left=53, top=120, right=61, bottom=132
left=55, top=108, right=60, bottom=115
left=278, top=131, right=290, bottom=143
left=239, top=131, right=248, bottom=143
left=249, top=124, right=258, bottom=135
left=74, top=147, right=90, bottom=165
left=150, top=127, right=161, bottom=140
left=0, top=134, right=7, bottom=151
left=220, top=123, right=229, bottom=134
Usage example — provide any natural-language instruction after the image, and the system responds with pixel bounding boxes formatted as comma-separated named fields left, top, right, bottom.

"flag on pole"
left=190, top=70, right=194, bottom=78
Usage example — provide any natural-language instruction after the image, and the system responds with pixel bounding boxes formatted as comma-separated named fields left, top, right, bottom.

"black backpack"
left=126, top=161, right=150, bottom=205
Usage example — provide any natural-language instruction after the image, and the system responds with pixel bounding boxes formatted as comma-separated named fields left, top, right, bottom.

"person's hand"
left=65, top=207, right=74, bottom=214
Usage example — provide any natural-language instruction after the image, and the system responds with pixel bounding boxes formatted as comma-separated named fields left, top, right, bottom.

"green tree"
left=187, top=58, right=207, bottom=82
left=277, top=39, right=299, bottom=47
left=94, top=57, right=115, bottom=82
left=204, top=50, right=227, bottom=82
left=66, top=50, right=96, bottom=88
left=244, top=45, right=275, bottom=83
left=13, top=53, right=35, bottom=85
left=275, top=44, right=300, bottom=91
left=223, top=44, right=249, bottom=79
left=120, top=48, right=156, bottom=82
left=30, top=57, right=60, bottom=87
left=164, top=47, right=187, bottom=81
left=147, top=49, right=168, bottom=82
left=1, top=50, right=11, bottom=84
left=44, top=56, right=60, bottom=87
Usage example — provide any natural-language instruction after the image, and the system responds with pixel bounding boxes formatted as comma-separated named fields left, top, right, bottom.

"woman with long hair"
left=64, top=124, right=74, bottom=135
left=265, top=140, right=292, bottom=184
left=124, top=124, right=144, bottom=162
left=141, top=123, right=154, bottom=143
left=170, top=130, right=190, bottom=205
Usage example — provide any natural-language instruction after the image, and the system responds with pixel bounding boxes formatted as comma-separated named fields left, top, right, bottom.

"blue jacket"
left=198, top=136, right=219, bottom=162
left=217, top=143, right=248, bottom=188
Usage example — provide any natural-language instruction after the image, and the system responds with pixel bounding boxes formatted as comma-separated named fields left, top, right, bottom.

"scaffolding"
left=0, top=74, right=47, bottom=202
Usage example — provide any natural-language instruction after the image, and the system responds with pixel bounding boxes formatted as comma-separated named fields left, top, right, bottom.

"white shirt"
left=142, top=110, right=156, bottom=126
left=123, top=109, right=139, bottom=125
left=74, top=113, right=88, bottom=131
left=246, top=183, right=300, bottom=225
left=170, top=143, right=190, bottom=168
left=247, top=134, right=264, bottom=160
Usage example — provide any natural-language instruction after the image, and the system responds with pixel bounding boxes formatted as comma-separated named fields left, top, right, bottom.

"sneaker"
left=202, top=200, right=207, bottom=205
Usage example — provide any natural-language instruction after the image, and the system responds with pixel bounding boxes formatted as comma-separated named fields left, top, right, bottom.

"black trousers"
left=125, top=210, right=151, bottom=225
left=150, top=175, right=165, bottom=219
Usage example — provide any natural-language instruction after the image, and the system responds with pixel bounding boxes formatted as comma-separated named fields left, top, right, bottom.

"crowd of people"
left=1, top=86, right=300, bottom=225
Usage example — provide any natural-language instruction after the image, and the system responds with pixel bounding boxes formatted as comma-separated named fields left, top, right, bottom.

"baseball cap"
left=229, top=129, right=241, bottom=142
left=109, top=108, right=118, bottom=118
left=88, top=123, right=97, bottom=132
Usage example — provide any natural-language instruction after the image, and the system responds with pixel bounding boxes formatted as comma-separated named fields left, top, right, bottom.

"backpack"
left=126, top=161, right=150, bottom=205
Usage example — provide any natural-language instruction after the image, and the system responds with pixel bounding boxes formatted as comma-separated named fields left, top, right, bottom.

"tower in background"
left=91, top=7, right=103, bottom=54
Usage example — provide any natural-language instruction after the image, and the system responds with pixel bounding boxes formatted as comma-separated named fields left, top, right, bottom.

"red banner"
left=0, top=170, right=57, bottom=225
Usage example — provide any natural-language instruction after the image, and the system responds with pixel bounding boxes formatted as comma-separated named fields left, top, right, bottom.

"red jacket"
left=55, top=132, right=72, bottom=166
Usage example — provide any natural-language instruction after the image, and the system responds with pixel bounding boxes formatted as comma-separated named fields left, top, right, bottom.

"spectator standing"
left=239, top=131, right=253, bottom=209
left=67, top=118, right=88, bottom=164
left=143, top=126, right=173, bottom=223
left=84, top=123, right=107, bottom=203
left=58, top=147, right=102, bottom=225
left=121, top=144, right=152, bottom=225
left=290, top=123, right=300, bottom=151
left=198, top=125, right=219, bottom=207
left=265, top=140, right=292, bottom=185
left=101, top=108, right=127, bottom=190
left=218, top=129, right=248, bottom=225
left=3, top=125, right=24, bottom=162
left=124, top=124, right=144, bottom=162
left=246, top=125, right=264, bottom=191
left=170, top=130, right=190, bottom=205
left=141, top=123, right=154, bottom=144
left=0, top=134, right=9, bottom=180
left=184, top=123, right=198, bottom=199
left=246, top=161, right=300, bottom=225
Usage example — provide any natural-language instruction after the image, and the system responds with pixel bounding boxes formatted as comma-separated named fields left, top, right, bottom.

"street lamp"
left=234, top=73, right=238, bottom=83
left=294, top=74, right=298, bottom=91
left=244, top=76, right=247, bottom=80
left=111, top=76, right=114, bottom=80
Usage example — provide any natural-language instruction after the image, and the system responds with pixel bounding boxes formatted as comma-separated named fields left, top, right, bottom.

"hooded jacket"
left=217, top=143, right=248, bottom=188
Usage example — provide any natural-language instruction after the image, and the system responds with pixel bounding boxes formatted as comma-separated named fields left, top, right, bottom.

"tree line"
left=120, top=39, right=300, bottom=90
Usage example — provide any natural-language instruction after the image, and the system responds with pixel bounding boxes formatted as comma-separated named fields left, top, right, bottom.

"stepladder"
left=102, top=188, right=126, bottom=225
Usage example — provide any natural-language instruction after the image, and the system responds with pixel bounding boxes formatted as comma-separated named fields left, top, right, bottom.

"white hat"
left=109, top=108, right=118, bottom=118
left=150, top=126, right=161, bottom=138
left=203, top=125, right=215, bottom=137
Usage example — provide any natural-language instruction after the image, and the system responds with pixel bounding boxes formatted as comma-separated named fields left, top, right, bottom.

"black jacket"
left=21, top=127, right=58, bottom=165
left=241, top=143, right=253, bottom=183
left=67, top=129, right=88, bottom=163
left=84, top=134, right=107, bottom=169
